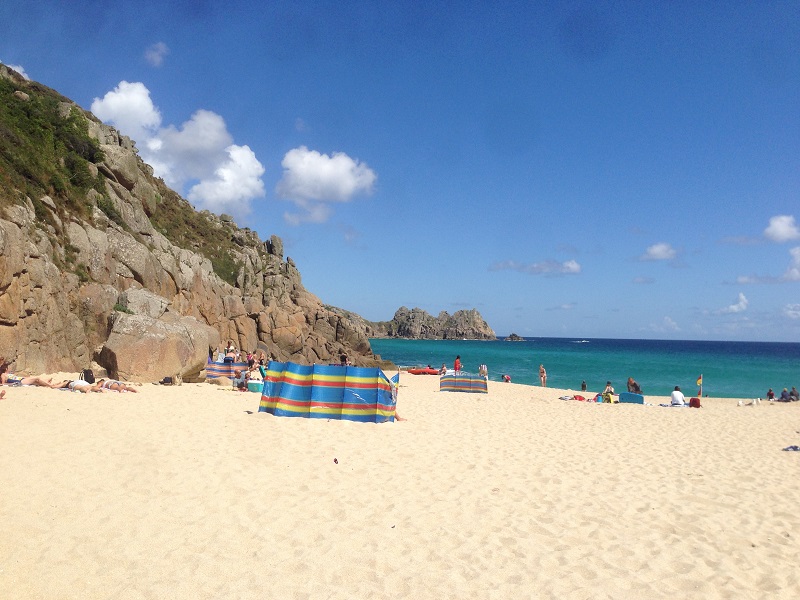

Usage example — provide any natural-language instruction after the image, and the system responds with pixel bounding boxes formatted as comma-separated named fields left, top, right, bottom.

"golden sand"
left=1, top=374, right=799, bottom=599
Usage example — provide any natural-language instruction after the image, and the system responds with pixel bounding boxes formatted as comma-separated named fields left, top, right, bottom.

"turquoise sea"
left=370, top=337, right=800, bottom=399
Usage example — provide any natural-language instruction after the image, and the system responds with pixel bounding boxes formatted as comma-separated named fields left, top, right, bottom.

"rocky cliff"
left=0, top=65, right=384, bottom=381
left=364, top=307, right=496, bottom=340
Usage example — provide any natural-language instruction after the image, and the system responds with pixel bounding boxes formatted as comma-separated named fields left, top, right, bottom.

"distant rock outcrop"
left=0, top=65, right=380, bottom=380
left=504, top=333, right=525, bottom=341
left=365, top=307, right=496, bottom=340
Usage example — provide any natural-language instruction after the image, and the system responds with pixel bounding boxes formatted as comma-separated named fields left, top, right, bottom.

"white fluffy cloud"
left=720, top=292, right=749, bottom=314
left=764, top=215, right=800, bottom=243
left=151, top=109, right=233, bottom=188
left=784, top=247, right=800, bottom=281
left=90, top=81, right=264, bottom=221
left=489, top=259, right=581, bottom=275
left=784, top=304, right=800, bottom=320
left=640, top=242, right=676, bottom=261
left=91, top=81, right=161, bottom=144
left=187, top=145, right=265, bottom=216
left=276, top=146, right=377, bottom=224
left=144, top=42, right=169, bottom=67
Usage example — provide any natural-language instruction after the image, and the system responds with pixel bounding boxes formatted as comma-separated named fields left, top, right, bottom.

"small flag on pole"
left=696, top=375, right=703, bottom=387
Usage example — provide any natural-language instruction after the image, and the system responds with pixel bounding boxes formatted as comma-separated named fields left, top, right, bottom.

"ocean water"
left=369, top=337, right=800, bottom=399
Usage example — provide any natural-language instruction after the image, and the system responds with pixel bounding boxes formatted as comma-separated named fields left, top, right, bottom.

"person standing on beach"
left=539, top=364, right=547, bottom=387
left=454, top=355, right=462, bottom=373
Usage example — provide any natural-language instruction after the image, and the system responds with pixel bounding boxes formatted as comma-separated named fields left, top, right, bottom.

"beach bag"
left=689, top=397, right=701, bottom=408
left=80, top=369, right=95, bottom=384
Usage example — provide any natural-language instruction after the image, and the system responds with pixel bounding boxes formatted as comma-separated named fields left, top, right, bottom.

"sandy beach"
left=2, top=374, right=799, bottom=599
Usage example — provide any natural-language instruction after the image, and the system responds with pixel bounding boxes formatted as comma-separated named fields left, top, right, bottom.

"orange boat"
left=407, top=367, right=440, bottom=375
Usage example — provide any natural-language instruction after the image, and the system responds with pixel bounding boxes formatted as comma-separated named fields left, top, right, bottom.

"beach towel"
left=782, top=445, right=800, bottom=452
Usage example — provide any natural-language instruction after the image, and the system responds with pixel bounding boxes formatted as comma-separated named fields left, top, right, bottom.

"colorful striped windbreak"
left=440, top=372, right=488, bottom=393
left=258, top=361, right=397, bottom=423
left=206, top=360, right=249, bottom=379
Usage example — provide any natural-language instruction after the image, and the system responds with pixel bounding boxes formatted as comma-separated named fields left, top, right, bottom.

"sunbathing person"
left=96, top=378, right=139, bottom=392
left=52, top=379, right=104, bottom=393
left=1, top=372, right=57, bottom=387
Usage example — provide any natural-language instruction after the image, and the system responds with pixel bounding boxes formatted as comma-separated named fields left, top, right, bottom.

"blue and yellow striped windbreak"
left=440, top=372, right=488, bottom=393
left=259, top=361, right=396, bottom=423
left=206, top=360, right=249, bottom=379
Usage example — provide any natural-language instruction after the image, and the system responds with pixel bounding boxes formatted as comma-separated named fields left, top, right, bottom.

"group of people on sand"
left=766, top=387, right=799, bottom=402
left=446, top=356, right=490, bottom=379
left=1, top=356, right=139, bottom=396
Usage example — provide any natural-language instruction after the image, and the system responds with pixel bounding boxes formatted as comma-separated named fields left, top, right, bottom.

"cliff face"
left=366, top=307, right=496, bottom=340
left=0, top=65, right=377, bottom=379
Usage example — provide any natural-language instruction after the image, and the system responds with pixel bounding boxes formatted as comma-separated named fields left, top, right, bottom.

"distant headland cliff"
left=336, top=306, right=496, bottom=340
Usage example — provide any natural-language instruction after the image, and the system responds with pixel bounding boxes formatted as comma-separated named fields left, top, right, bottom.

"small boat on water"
left=406, top=367, right=440, bottom=375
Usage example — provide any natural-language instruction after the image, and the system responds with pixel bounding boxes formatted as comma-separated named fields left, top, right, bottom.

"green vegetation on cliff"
left=0, top=75, right=104, bottom=221
left=0, top=67, right=252, bottom=288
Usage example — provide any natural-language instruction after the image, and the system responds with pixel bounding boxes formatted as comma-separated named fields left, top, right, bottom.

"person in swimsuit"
left=0, top=372, right=58, bottom=387
left=96, top=378, right=139, bottom=392
left=52, top=379, right=103, bottom=393
left=539, top=364, right=547, bottom=387
left=0, top=357, right=57, bottom=387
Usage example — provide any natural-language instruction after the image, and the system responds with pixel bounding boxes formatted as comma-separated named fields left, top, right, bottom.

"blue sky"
left=2, top=1, right=799, bottom=341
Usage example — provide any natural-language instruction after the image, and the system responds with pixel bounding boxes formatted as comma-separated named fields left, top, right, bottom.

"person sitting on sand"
left=96, top=378, right=139, bottom=393
left=779, top=388, right=791, bottom=402
left=670, top=385, right=686, bottom=406
left=767, top=388, right=775, bottom=401
left=502, top=374, right=511, bottom=382
left=627, top=377, right=642, bottom=394
left=439, top=363, right=447, bottom=375
left=602, top=381, right=616, bottom=403
left=232, top=368, right=248, bottom=390
left=791, top=386, right=799, bottom=401
left=478, top=364, right=488, bottom=378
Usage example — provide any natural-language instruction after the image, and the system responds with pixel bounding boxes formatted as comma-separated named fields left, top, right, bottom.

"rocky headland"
left=0, top=65, right=392, bottom=381
left=360, top=306, right=496, bottom=340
